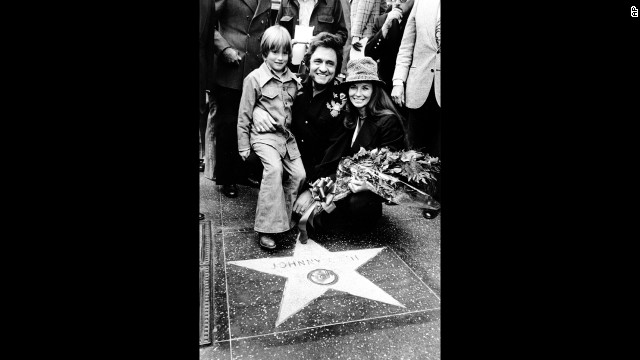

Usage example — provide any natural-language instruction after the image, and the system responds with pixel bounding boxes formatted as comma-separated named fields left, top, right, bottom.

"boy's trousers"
left=252, top=142, right=306, bottom=233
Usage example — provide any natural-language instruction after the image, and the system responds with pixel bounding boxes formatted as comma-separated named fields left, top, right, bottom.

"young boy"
left=237, top=25, right=306, bottom=249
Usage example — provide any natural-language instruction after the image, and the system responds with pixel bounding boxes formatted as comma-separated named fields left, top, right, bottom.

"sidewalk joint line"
left=228, top=307, right=440, bottom=342
left=387, top=247, right=441, bottom=301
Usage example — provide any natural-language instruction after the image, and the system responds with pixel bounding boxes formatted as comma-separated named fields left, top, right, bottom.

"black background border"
left=9, top=1, right=639, bottom=358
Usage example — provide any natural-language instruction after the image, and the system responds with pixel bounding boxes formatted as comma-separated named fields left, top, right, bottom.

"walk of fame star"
left=227, top=239, right=405, bottom=326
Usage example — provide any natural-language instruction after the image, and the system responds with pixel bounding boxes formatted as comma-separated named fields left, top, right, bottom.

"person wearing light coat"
left=391, top=0, right=440, bottom=158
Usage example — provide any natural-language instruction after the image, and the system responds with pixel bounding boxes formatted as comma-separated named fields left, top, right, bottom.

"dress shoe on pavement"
left=222, top=184, right=238, bottom=198
left=199, top=213, right=205, bottom=220
left=422, top=208, right=440, bottom=219
left=246, top=177, right=261, bottom=188
left=258, top=233, right=276, bottom=249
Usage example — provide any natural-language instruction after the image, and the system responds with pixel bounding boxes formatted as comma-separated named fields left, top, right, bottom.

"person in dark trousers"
left=213, top=0, right=272, bottom=198
left=200, top=0, right=218, bottom=220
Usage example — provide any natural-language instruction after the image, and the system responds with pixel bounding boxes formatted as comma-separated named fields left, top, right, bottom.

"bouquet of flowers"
left=298, top=147, right=440, bottom=242
left=332, top=147, right=440, bottom=209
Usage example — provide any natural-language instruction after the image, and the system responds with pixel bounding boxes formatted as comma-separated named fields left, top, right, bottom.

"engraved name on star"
left=227, top=239, right=405, bottom=326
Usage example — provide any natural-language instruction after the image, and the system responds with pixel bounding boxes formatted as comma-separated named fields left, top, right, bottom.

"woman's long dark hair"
left=343, top=83, right=408, bottom=145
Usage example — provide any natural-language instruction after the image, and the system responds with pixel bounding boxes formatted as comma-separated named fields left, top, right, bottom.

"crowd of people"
left=200, top=0, right=441, bottom=248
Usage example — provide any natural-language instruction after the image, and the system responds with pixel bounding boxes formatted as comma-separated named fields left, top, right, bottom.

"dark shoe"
left=422, top=208, right=440, bottom=219
left=199, top=159, right=205, bottom=172
left=258, top=233, right=276, bottom=249
left=221, top=184, right=238, bottom=198
left=199, top=213, right=205, bottom=220
left=246, top=177, right=260, bottom=188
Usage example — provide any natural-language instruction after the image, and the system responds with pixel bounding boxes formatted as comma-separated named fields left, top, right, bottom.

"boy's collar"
left=258, top=62, right=295, bottom=87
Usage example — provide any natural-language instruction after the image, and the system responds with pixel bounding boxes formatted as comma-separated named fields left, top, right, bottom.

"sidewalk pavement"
left=200, top=173, right=440, bottom=360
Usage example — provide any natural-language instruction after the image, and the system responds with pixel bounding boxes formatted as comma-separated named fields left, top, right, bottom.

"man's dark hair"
left=303, top=32, right=343, bottom=74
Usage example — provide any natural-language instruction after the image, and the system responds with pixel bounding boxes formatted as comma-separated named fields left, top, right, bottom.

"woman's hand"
left=252, top=107, right=278, bottom=133
left=348, top=178, right=373, bottom=193
left=293, top=189, right=314, bottom=215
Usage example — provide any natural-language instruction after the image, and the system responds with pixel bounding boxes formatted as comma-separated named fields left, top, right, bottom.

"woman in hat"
left=293, top=56, right=407, bottom=229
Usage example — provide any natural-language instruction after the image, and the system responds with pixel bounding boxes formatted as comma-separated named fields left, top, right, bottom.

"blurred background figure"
left=391, top=0, right=440, bottom=157
left=275, top=0, right=348, bottom=74
left=349, top=0, right=388, bottom=55
left=213, top=0, right=273, bottom=198
left=200, top=0, right=221, bottom=181
left=364, top=0, right=414, bottom=96
left=391, top=0, right=441, bottom=218
left=200, top=0, right=216, bottom=174
left=200, top=0, right=217, bottom=220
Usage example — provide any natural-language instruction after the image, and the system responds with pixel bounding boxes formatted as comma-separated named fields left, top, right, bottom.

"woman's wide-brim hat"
left=341, top=57, right=386, bottom=87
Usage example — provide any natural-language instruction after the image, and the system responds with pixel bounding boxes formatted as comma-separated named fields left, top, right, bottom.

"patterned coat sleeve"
left=351, top=0, right=377, bottom=38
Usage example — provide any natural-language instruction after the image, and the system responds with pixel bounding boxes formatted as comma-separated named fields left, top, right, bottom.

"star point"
left=227, top=239, right=404, bottom=326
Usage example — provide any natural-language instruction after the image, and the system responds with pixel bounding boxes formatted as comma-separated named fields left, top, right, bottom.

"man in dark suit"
left=213, top=0, right=272, bottom=198
left=200, top=0, right=218, bottom=220
left=201, top=0, right=222, bottom=182
left=364, top=0, right=414, bottom=96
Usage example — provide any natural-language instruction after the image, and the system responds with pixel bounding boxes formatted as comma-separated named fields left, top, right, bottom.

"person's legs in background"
left=406, top=84, right=441, bottom=218
left=340, top=0, right=351, bottom=75
left=204, top=91, right=217, bottom=181
left=214, top=85, right=244, bottom=197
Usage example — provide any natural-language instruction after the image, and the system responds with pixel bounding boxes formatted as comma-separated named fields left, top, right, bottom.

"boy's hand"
left=253, top=107, right=278, bottom=133
left=239, top=150, right=250, bottom=161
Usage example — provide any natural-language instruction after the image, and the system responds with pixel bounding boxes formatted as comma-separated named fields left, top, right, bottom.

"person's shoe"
left=221, top=184, right=238, bottom=198
left=199, top=213, right=205, bottom=220
left=422, top=208, right=440, bottom=219
left=246, top=177, right=260, bottom=188
left=258, top=233, right=276, bottom=249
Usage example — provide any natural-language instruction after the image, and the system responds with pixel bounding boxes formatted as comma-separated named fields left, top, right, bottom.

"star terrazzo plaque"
left=227, top=239, right=405, bottom=326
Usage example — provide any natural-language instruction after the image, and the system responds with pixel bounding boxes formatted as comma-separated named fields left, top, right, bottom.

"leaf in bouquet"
left=386, top=152, right=400, bottom=163
left=352, top=147, right=369, bottom=160
left=400, top=150, right=420, bottom=162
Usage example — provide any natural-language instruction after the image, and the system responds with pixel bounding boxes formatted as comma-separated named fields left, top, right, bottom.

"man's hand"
left=347, top=178, right=373, bottom=193
left=252, top=107, right=278, bottom=133
left=386, top=7, right=403, bottom=24
left=391, top=84, right=405, bottom=107
left=239, top=150, right=250, bottom=161
left=222, top=47, right=242, bottom=65
left=382, top=8, right=403, bottom=38
left=293, top=189, right=314, bottom=215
